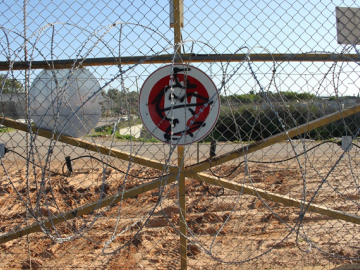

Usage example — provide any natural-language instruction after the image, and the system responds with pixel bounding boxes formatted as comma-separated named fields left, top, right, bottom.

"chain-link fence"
left=1, top=1, right=360, bottom=269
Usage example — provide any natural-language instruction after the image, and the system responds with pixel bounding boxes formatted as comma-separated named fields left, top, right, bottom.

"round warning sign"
left=139, top=64, right=220, bottom=145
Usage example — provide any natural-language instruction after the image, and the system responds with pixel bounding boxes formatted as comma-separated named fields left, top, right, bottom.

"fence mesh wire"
left=1, top=1, right=360, bottom=269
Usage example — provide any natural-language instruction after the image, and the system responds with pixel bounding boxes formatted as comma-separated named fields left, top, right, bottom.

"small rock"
left=187, top=244, right=200, bottom=256
left=37, top=206, right=59, bottom=217
left=0, top=185, right=13, bottom=194
left=46, top=243, right=60, bottom=258
left=22, top=258, right=43, bottom=269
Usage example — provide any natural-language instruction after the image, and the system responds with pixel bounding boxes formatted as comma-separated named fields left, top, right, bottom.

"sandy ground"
left=1, top=149, right=360, bottom=269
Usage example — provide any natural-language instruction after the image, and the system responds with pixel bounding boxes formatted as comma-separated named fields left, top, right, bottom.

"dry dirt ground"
left=1, top=156, right=360, bottom=269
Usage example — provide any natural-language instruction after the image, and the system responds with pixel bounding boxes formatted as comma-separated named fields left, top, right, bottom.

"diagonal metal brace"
left=0, top=173, right=178, bottom=244
left=192, top=172, right=360, bottom=225
left=185, top=104, right=360, bottom=174
left=0, top=117, right=177, bottom=172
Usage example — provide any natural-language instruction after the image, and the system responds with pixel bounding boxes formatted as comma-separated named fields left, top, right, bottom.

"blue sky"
left=1, top=0, right=360, bottom=96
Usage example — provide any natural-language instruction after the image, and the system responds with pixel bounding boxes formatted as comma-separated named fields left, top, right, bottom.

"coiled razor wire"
left=0, top=22, right=176, bottom=243
left=1, top=22, right=360, bottom=265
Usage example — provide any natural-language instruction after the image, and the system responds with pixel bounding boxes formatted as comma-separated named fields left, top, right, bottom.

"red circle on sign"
left=148, top=74, right=210, bottom=136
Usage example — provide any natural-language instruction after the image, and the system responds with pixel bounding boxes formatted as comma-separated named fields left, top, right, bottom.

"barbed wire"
left=1, top=17, right=360, bottom=268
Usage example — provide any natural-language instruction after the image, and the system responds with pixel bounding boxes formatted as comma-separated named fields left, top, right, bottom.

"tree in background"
left=0, top=74, right=24, bottom=93
left=102, top=88, right=139, bottom=115
left=107, top=88, right=122, bottom=101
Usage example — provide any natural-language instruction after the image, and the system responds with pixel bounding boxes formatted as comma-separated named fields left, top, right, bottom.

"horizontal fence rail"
left=1, top=53, right=359, bottom=70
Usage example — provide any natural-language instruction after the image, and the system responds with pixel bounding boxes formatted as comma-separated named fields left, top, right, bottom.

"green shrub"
left=0, top=127, right=14, bottom=133
left=209, top=105, right=360, bottom=142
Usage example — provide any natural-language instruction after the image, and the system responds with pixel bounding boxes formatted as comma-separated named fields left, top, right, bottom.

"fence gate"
left=1, top=1, right=360, bottom=269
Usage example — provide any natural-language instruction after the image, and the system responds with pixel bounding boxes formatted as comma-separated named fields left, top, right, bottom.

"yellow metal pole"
left=172, top=0, right=187, bottom=268
left=178, top=145, right=187, bottom=269
left=173, top=0, right=182, bottom=55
